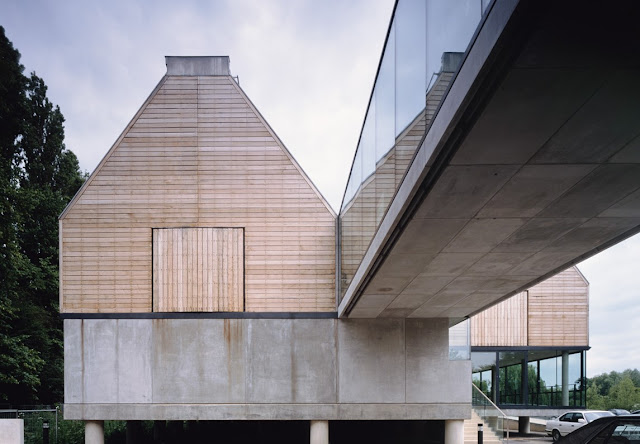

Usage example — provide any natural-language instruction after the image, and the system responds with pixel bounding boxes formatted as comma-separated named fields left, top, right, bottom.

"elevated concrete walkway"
left=340, top=0, right=640, bottom=322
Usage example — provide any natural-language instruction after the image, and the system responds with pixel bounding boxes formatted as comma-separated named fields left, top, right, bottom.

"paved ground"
left=506, top=435, right=552, bottom=443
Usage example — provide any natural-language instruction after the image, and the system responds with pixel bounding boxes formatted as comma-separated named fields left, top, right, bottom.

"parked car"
left=546, top=410, right=615, bottom=442
left=610, top=409, right=632, bottom=416
left=556, top=414, right=640, bottom=443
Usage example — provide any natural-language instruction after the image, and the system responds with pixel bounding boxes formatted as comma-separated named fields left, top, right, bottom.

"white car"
left=546, top=410, right=615, bottom=442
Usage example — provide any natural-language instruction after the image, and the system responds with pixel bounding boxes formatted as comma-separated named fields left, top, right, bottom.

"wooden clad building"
left=61, top=58, right=472, bottom=441
left=59, top=56, right=336, bottom=314
left=470, top=266, right=589, bottom=347
left=469, top=266, right=590, bottom=411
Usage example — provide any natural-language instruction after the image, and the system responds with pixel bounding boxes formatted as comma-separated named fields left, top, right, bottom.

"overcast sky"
left=1, top=0, right=637, bottom=377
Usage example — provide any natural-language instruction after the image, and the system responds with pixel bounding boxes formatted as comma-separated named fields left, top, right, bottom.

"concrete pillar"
left=85, top=421, right=104, bottom=444
left=0, top=419, right=24, bottom=444
left=310, top=420, right=329, bottom=444
left=444, top=419, right=464, bottom=444
left=562, top=351, right=569, bottom=405
left=518, top=416, right=530, bottom=434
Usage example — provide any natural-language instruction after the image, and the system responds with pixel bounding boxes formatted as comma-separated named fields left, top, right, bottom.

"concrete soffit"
left=338, top=0, right=521, bottom=317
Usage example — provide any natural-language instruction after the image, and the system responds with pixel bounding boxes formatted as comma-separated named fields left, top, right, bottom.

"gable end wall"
left=60, top=75, right=336, bottom=313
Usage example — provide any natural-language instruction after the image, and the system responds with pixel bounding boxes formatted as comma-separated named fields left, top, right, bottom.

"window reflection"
left=471, top=349, right=586, bottom=407
left=339, top=0, right=487, bottom=298
left=499, top=351, right=524, bottom=405
left=472, top=352, right=496, bottom=401
left=449, top=319, right=470, bottom=360
left=395, top=0, right=426, bottom=137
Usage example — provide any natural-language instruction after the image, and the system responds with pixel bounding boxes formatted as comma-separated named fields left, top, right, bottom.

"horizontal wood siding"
left=471, top=291, right=528, bottom=346
left=527, top=267, right=588, bottom=347
left=470, top=267, right=589, bottom=347
left=153, top=228, right=243, bottom=312
left=61, top=76, right=335, bottom=313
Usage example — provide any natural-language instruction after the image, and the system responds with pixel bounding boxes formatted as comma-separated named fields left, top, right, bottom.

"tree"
left=587, top=369, right=640, bottom=411
left=607, top=375, right=640, bottom=411
left=0, top=25, right=85, bottom=405
left=586, top=380, right=606, bottom=410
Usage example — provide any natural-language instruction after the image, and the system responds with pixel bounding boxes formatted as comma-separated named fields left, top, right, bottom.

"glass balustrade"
left=339, top=0, right=491, bottom=298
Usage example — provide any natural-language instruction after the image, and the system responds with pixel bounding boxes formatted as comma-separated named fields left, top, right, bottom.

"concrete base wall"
left=0, top=419, right=24, bottom=444
left=64, top=318, right=471, bottom=420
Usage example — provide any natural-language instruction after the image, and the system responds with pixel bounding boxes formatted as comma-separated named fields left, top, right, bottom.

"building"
left=470, top=266, right=589, bottom=434
left=61, top=0, right=640, bottom=443
left=60, top=56, right=468, bottom=444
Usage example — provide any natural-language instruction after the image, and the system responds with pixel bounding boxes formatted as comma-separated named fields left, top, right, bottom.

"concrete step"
left=464, top=411, right=504, bottom=444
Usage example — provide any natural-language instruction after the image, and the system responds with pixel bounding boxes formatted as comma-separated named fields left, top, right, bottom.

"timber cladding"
left=152, top=228, right=244, bottom=312
left=60, top=75, right=336, bottom=313
left=470, top=267, right=589, bottom=347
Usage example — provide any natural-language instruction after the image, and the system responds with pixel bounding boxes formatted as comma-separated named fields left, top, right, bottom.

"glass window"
left=559, top=413, right=572, bottom=422
left=373, top=23, right=396, bottom=225
left=375, top=24, right=396, bottom=162
left=585, top=412, right=615, bottom=423
left=425, top=0, right=481, bottom=92
left=538, top=355, right=560, bottom=406
left=498, top=351, right=524, bottom=405
left=339, top=0, right=488, bottom=298
left=395, top=0, right=426, bottom=137
left=568, top=351, right=585, bottom=406
left=449, top=319, right=470, bottom=360
left=610, top=423, right=640, bottom=442
left=526, top=350, right=586, bottom=407
left=361, top=100, right=377, bottom=183
left=472, top=352, right=496, bottom=401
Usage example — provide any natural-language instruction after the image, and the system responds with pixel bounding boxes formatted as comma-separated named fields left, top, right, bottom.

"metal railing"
left=1, top=407, right=60, bottom=444
left=472, top=384, right=510, bottom=442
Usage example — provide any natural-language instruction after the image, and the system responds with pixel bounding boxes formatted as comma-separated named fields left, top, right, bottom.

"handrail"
left=472, top=383, right=508, bottom=417
left=472, top=383, right=510, bottom=442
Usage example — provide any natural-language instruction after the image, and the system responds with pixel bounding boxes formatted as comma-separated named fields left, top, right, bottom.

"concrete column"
left=519, top=416, right=530, bottom=434
left=562, top=351, right=569, bottom=405
left=85, top=420, right=104, bottom=444
left=444, top=419, right=464, bottom=444
left=310, top=420, right=329, bottom=444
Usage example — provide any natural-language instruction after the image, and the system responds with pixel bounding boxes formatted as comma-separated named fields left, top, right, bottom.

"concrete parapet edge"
left=64, top=403, right=471, bottom=421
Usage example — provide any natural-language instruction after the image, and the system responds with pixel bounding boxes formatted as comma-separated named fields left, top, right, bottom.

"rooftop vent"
left=165, top=56, right=231, bottom=76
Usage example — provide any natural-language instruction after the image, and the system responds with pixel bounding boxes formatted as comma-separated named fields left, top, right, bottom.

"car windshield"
left=585, top=412, right=614, bottom=422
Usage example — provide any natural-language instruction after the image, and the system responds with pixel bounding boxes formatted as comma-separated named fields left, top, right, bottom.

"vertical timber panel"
left=152, top=227, right=244, bottom=312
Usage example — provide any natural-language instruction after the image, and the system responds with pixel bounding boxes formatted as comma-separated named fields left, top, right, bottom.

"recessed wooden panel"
left=153, top=228, right=244, bottom=312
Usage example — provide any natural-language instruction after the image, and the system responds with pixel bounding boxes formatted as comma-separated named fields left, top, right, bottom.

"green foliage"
left=587, top=369, right=640, bottom=411
left=0, top=25, right=85, bottom=405
left=56, top=419, right=85, bottom=444
left=0, top=298, right=45, bottom=401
